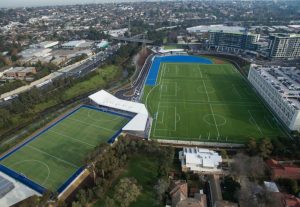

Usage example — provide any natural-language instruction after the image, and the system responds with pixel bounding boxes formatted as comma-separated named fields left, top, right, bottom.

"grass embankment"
left=63, top=65, right=121, bottom=100
left=93, top=155, right=163, bottom=207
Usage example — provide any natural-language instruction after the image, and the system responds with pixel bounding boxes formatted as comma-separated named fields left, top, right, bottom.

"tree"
left=76, top=189, right=88, bottom=206
left=246, top=138, right=258, bottom=156
left=258, top=138, right=273, bottom=158
left=221, top=176, right=240, bottom=202
left=220, top=149, right=228, bottom=159
left=104, top=197, right=117, bottom=207
left=154, top=178, right=169, bottom=203
left=276, top=178, right=299, bottom=195
left=71, top=201, right=82, bottom=207
left=231, top=153, right=265, bottom=181
left=0, top=109, right=11, bottom=128
left=113, top=177, right=142, bottom=207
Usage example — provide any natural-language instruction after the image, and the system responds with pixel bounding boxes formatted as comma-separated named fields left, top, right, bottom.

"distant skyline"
left=0, top=0, right=143, bottom=8
left=0, top=0, right=287, bottom=8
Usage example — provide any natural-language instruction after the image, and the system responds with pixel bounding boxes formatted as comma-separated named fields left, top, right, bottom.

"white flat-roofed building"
left=0, top=172, right=40, bottom=207
left=19, top=48, right=52, bottom=59
left=108, top=28, right=128, bottom=37
left=61, top=40, right=92, bottom=49
left=186, top=24, right=245, bottom=34
left=89, top=90, right=150, bottom=137
left=179, top=148, right=222, bottom=173
left=248, top=64, right=300, bottom=131
left=30, top=41, right=59, bottom=49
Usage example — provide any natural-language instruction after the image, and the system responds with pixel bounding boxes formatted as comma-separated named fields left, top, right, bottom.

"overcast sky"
left=0, top=0, right=141, bottom=8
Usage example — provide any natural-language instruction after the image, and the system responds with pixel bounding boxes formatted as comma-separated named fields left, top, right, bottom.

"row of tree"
left=246, top=136, right=300, bottom=160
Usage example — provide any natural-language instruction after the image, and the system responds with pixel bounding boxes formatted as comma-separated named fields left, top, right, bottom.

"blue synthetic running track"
left=145, top=55, right=213, bottom=86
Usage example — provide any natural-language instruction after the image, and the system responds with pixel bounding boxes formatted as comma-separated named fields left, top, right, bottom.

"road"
left=114, top=54, right=153, bottom=101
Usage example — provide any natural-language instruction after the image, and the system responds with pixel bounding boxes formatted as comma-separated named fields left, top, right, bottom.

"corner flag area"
left=0, top=106, right=129, bottom=193
left=143, top=56, right=287, bottom=143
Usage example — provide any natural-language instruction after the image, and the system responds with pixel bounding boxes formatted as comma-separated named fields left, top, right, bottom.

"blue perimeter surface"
left=0, top=105, right=133, bottom=194
left=145, top=55, right=213, bottom=86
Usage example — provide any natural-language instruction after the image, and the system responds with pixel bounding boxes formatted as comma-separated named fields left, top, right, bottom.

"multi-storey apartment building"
left=248, top=64, right=300, bottom=131
left=268, top=33, right=300, bottom=59
left=208, top=31, right=260, bottom=52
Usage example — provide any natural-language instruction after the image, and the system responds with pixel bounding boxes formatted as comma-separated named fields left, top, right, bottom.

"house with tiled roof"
left=266, top=159, right=300, bottom=180
left=169, top=180, right=207, bottom=207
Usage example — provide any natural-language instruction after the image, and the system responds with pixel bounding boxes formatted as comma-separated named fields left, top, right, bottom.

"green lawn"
left=143, top=62, right=286, bottom=143
left=63, top=65, right=121, bottom=100
left=93, top=155, right=163, bottom=207
left=0, top=106, right=129, bottom=191
left=163, top=45, right=181, bottom=50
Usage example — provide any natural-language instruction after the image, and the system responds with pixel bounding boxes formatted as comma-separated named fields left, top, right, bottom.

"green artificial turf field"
left=143, top=62, right=287, bottom=143
left=0, top=107, right=129, bottom=191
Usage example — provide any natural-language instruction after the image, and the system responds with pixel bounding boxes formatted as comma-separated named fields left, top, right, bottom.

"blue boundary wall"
left=145, top=55, right=213, bottom=86
left=0, top=164, right=46, bottom=194
left=57, top=167, right=84, bottom=193
left=0, top=105, right=133, bottom=194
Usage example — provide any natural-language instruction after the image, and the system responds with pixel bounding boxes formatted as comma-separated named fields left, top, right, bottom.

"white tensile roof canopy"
left=88, top=90, right=149, bottom=132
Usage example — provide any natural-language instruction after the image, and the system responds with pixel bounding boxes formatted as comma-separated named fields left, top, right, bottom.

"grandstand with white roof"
left=88, top=90, right=151, bottom=137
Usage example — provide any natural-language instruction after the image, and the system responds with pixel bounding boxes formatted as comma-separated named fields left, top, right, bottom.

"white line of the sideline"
left=68, top=118, right=114, bottom=132
left=49, top=130, right=95, bottom=148
left=209, top=104, right=220, bottom=138
left=26, top=145, right=79, bottom=168
left=202, top=80, right=210, bottom=102
left=248, top=110, right=263, bottom=135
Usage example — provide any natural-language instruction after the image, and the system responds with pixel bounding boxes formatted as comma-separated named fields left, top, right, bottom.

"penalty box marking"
left=160, top=81, right=178, bottom=98
left=154, top=104, right=178, bottom=134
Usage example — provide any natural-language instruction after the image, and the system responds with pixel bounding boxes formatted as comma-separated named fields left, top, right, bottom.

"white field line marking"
left=26, top=145, right=79, bottom=168
left=145, top=64, right=166, bottom=113
left=202, top=80, right=210, bottom=102
left=159, top=83, right=163, bottom=99
left=264, top=116, right=276, bottom=129
left=9, top=159, right=51, bottom=185
left=153, top=102, right=161, bottom=136
left=174, top=106, right=177, bottom=132
left=209, top=104, right=220, bottom=138
left=154, top=106, right=177, bottom=133
left=248, top=110, right=263, bottom=135
left=87, top=110, right=122, bottom=123
left=68, top=118, right=114, bottom=132
left=229, top=63, right=289, bottom=137
left=232, top=84, right=242, bottom=99
left=161, top=82, right=177, bottom=97
left=198, top=65, right=203, bottom=78
left=160, top=112, right=165, bottom=123
left=49, top=130, right=95, bottom=148
left=159, top=99, right=257, bottom=106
